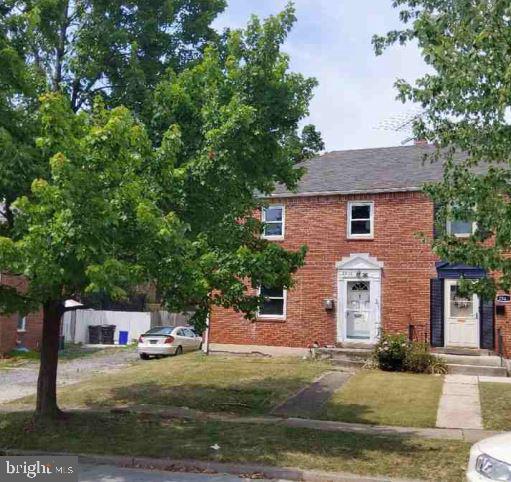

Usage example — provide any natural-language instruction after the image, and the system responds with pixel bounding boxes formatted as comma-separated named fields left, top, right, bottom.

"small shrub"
left=405, top=342, right=447, bottom=374
left=373, top=333, right=408, bottom=371
left=373, top=333, right=447, bottom=374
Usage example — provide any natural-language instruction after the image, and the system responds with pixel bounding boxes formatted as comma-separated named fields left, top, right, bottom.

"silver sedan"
left=137, top=326, right=202, bottom=360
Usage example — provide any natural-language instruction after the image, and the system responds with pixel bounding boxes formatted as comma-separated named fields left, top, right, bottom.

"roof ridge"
left=320, top=144, right=433, bottom=157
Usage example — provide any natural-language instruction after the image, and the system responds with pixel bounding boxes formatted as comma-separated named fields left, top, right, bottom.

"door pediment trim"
left=336, top=253, right=384, bottom=272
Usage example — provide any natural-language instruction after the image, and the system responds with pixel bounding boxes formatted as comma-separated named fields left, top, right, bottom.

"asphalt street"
left=78, top=464, right=284, bottom=482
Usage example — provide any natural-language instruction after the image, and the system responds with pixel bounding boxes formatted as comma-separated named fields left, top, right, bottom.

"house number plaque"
left=496, top=294, right=511, bottom=303
left=340, top=270, right=378, bottom=279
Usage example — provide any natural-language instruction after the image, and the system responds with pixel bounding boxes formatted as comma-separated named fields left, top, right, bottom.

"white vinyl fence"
left=62, top=309, right=193, bottom=345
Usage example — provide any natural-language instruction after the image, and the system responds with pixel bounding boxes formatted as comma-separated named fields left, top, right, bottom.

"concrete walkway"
left=272, top=371, right=351, bottom=418
left=436, top=375, right=483, bottom=430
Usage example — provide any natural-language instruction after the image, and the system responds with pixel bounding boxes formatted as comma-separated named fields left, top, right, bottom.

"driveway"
left=0, top=348, right=139, bottom=405
left=79, top=465, right=280, bottom=482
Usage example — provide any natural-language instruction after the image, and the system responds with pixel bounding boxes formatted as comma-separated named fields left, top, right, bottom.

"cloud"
left=213, top=0, right=429, bottom=150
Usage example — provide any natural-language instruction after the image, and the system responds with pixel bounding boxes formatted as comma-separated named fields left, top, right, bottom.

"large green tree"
left=375, top=0, right=511, bottom=297
left=0, top=0, right=227, bottom=233
left=0, top=4, right=316, bottom=419
left=1, top=0, right=322, bottom=232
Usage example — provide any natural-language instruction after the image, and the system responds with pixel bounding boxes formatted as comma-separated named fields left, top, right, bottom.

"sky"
left=213, top=0, right=428, bottom=152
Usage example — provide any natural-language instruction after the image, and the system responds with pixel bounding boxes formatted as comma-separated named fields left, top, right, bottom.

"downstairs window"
left=258, top=286, right=287, bottom=319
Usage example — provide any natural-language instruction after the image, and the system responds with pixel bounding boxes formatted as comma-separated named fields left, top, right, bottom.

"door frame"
left=443, top=278, right=480, bottom=348
left=336, top=253, right=383, bottom=344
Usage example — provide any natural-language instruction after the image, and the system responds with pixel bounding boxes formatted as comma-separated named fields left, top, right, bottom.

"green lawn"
left=0, top=411, right=470, bottom=481
left=10, top=353, right=330, bottom=416
left=321, top=370, right=444, bottom=428
left=480, top=382, right=511, bottom=430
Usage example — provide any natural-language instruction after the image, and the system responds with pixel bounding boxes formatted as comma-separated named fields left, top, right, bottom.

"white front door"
left=346, top=281, right=371, bottom=340
left=336, top=253, right=383, bottom=344
left=444, top=279, right=480, bottom=348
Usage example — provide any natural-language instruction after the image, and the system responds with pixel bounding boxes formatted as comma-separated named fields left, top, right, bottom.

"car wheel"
left=140, top=353, right=150, bottom=360
left=175, top=346, right=183, bottom=356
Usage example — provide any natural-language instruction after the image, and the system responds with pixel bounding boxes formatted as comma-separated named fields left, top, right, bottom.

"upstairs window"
left=348, top=201, right=374, bottom=238
left=258, top=286, right=286, bottom=319
left=446, top=219, right=475, bottom=238
left=444, top=203, right=477, bottom=238
left=262, top=205, right=285, bottom=239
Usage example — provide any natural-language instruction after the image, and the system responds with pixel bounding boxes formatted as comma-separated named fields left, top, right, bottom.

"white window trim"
left=347, top=201, right=374, bottom=239
left=261, top=205, right=285, bottom=241
left=17, top=315, right=27, bottom=333
left=446, top=219, right=477, bottom=238
left=257, top=286, right=287, bottom=320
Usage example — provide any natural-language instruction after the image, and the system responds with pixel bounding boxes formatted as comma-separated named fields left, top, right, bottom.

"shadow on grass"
left=77, top=376, right=323, bottom=415
left=0, top=411, right=469, bottom=482
left=320, top=402, right=379, bottom=425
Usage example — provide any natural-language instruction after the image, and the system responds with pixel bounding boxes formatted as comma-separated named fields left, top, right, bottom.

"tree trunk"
left=35, top=300, right=64, bottom=420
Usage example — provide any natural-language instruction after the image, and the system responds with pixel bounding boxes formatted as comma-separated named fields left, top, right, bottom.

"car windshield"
left=144, top=327, right=173, bottom=336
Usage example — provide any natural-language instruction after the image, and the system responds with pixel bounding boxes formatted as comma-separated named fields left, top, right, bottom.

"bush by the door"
left=374, top=333, right=409, bottom=371
left=373, top=333, right=447, bottom=374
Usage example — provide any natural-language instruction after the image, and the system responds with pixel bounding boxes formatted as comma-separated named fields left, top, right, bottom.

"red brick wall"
left=210, top=191, right=438, bottom=348
left=0, top=275, right=43, bottom=354
left=495, top=294, right=511, bottom=358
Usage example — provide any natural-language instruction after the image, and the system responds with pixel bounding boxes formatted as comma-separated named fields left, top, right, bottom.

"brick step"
left=447, top=364, right=508, bottom=377
left=436, top=354, right=503, bottom=367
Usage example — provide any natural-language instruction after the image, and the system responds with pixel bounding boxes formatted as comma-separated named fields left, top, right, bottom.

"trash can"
left=88, top=325, right=101, bottom=344
left=119, top=331, right=129, bottom=346
left=101, top=325, right=116, bottom=345
left=59, top=335, right=65, bottom=351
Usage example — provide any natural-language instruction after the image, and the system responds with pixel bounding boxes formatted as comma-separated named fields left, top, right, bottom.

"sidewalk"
left=272, top=371, right=351, bottom=418
left=1, top=402, right=498, bottom=443
left=436, top=374, right=511, bottom=430
left=436, top=375, right=483, bottom=430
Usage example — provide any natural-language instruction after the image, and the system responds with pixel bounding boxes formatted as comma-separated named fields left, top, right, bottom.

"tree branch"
left=52, top=0, right=70, bottom=92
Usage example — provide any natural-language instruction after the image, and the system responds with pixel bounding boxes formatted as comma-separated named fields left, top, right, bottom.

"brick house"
left=210, top=144, right=511, bottom=358
left=0, top=274, right=43, bottom=354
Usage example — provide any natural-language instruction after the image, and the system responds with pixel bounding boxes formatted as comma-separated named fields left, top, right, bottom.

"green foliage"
left=0, top=0, right=228, bottom=233
left=297, top=124, right=325, bottom=161
left=373, top=333, right=409, bottom=372
left=285, top=124, right=325, bottom=163
left=375, top=1, right=511, bottom=296
left=1, top=0, right=226, bottom=111
left=405, top=342, right=447, bottom=375
left=0, top=6, right=316, bottom=330
left=373, top=333, right=446, bottom=374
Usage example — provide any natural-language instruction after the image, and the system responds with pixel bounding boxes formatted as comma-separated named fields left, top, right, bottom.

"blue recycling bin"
left=119, top=331, right=129, bottom=345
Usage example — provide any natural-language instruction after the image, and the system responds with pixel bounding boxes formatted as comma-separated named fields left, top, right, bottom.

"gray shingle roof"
left=271, top=144, right=467, bottom=197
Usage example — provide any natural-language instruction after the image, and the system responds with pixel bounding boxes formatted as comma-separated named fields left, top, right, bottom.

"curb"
left=3, top=449, right=422, bottom=482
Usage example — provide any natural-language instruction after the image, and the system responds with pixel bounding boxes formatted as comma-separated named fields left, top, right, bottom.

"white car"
left=137, top=326, right=202, bottom=360
left=467, top=432, right=511, bottom=481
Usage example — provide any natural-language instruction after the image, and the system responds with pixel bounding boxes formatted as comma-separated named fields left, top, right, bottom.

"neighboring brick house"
left=210, top=144, right=511, bottom=358
left=0, top=274, right=43, bottom=354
